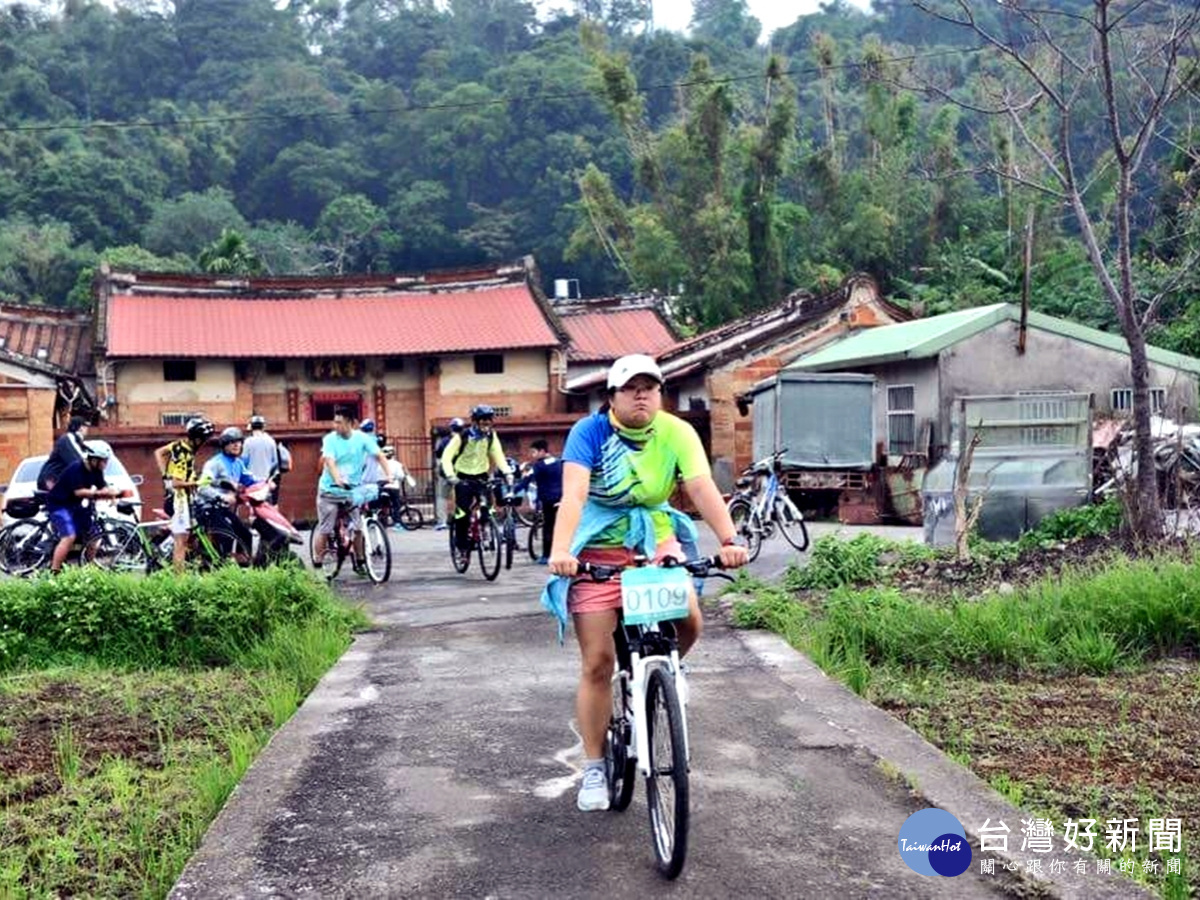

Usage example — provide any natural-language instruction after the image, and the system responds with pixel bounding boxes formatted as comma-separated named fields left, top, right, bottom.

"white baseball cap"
left=607, top=354, right=664, bottom=390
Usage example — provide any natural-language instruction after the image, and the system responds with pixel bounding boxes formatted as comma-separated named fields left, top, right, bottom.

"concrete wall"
left=116, top=360, right=238, bottom=426
left=943, top=322, right=1199, bottom=439
left=850, top=358, right=941, bottom=461
left=0, top=385, right=57, bottom=482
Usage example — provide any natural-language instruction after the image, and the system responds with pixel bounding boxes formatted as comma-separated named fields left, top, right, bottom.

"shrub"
left=1018, top=496, right=1122, bottom=548
left=0, top=567, right=361, bottom=672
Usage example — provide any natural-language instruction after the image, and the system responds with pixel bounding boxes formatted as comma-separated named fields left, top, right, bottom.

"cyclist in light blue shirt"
left=313, top=406, right=391, bottom=568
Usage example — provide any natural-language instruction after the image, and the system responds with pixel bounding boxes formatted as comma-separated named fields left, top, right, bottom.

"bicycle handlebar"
left=577, top=555, right=734, bottom=582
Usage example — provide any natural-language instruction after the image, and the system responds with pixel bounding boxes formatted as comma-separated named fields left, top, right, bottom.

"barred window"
left=1112, top=388, right=1165, bottom=414
left=160, top=412, right=201, bottom=427
left=887, top=385, right=916, bottom=456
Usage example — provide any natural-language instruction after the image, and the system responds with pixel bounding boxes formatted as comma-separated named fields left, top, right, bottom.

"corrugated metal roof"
left=106, top=285, right=560, bottom=358
left=789, top=303, right=1200, bottom=375
left=560, top=308, right=678, bottom=361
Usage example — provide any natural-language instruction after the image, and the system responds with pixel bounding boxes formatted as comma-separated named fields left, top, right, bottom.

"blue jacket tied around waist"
left=539, top=499, right=700, bottom=643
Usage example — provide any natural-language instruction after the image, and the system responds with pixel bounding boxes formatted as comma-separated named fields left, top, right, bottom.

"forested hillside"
left=0, top=0, right=1196, bottom=346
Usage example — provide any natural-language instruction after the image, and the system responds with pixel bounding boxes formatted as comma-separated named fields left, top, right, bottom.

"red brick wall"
left=0, top=387, right=55, bottom=482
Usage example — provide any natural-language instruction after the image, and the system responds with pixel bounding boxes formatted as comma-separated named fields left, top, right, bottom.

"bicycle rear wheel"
left=776, top=499, right=810, bottom=552
left=450, top=525, right=470, bottom=573
left=606, top=671, right=637, bottom=812
left=527, top=516, right=541, bottom=562
left=503, top=514, right=516, bottom=570
left=645, top=667, right=689, bottom=880
left=478, top=516, right=501, bottom=581
left=362, top=518, right=391, bottom=583
left=398, top=505, right=424, bottom=531
left=2, top=519, right=53, bottom=576
left=728, top=500, right=762, bottom=563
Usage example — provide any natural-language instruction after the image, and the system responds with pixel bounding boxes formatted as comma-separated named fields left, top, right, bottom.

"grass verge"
left=0, top=565, right=368, bottom=899
left=732, top=552, right=1198, bottom=898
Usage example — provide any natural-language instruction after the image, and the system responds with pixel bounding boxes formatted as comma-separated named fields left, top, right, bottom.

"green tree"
left=142, top=188, right=248, bottom=258
left=314, top=194, right=387, bottom=274
left=198, top=229, right=263, bottom=275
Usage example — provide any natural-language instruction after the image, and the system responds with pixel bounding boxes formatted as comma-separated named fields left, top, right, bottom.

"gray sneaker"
left=577, top=766, right=609, bottom=812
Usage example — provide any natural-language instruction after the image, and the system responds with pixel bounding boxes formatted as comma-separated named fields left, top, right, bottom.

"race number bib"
left=621, top=566, right=691, bottom=625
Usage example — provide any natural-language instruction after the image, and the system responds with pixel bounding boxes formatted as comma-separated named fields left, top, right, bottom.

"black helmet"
left=248, top=414, right=266, bottom=430
left=219, top=426, right=244, bottom=449
left=471, top=404, right=495, bottom=421
left=186, top=417, right=215, bottom=441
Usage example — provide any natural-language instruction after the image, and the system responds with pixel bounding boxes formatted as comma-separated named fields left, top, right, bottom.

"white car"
left=0, top=439, right=144, bottom=525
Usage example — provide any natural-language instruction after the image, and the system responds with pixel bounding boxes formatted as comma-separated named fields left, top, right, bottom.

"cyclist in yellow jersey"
left=440, top=405, right=514, bottom=553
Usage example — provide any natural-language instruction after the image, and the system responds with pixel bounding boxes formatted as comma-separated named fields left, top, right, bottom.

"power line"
left=0, top=45, right=988, bottom=135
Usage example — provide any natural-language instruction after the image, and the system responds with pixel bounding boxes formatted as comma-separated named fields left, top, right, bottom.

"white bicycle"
left=726, top=448, right=809, bottom=562
left=577, top=554, right=732, bottom=880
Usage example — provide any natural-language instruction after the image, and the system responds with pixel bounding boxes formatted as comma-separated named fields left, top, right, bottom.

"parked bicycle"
left=0, top=492, right=140, bottom=576
left=309, top=484, right=391, bottom=583
left=577, top=554, right=733, bottom=880
left=448, top=487, right=501, bottom=581
left=374, top=470, right=425, bottom=531
left=110, top=480, right=295, bottom=573
left=726, top=448, right=809, bottom=562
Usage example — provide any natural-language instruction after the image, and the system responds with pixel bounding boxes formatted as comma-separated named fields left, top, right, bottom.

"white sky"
left=648, top=0, right=873, bottom=38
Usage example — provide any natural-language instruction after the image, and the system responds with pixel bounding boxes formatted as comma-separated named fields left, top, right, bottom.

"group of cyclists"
left=35, top=352, right=750, bottom=817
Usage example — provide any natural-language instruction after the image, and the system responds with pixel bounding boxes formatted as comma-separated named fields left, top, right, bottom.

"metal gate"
left=388, top=430, right=438, bottom=515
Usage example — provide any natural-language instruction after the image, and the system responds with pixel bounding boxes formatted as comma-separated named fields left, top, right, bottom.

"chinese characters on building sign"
left=308, top=359, right=364, bottom=381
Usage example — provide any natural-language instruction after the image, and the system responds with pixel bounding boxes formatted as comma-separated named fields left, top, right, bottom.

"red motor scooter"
left=238, top=479, right=303, bottom=567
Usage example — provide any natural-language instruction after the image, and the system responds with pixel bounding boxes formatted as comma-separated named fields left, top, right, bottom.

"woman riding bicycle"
left=545, top=354, right=749, bottom=812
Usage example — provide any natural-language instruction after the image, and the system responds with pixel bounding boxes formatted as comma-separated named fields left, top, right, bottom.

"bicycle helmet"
left=186, top=416, right=215, bottom=441
left=248, top=414, right=266, bottom=430
left=450, top=417, right=464, bottom=433
left=83, top=442, right=111, bottom=461
left=361, top=418, right=376, bottom=433
left=376, top=434, right=386, bottom=447
left=471, top=404, right=495, bottom=421
left=382, top=445, right=395, bottom=458
left=218, top=426, right=244, bottom=449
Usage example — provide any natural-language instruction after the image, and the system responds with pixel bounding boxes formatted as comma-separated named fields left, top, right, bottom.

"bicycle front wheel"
left=645, top=667, right=689, bottom=880
left=527, top=516, right=541, bottom=562
left=85, top=521, right=144, bottom=572
left=728, top=500, right=762, bottom=563
left=776, top=499, right=810, bottom=552
left=362, top=518, right=391, bottom=583
left=478, top=516, right=501, bottom=581
left=199, top=528, right=252, bottom=571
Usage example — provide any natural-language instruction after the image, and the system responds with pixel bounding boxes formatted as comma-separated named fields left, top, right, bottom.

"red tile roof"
left=105, top=285, right=561, bottom=357
left=559, top=307, right=679, bottom=362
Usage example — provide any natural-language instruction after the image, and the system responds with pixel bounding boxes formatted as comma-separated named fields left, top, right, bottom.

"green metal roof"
left=788, top=303, right=1200, bottom=376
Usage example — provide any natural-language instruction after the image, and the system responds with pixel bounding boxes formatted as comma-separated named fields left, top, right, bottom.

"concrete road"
left=172, top=521, right=1145, bottom=899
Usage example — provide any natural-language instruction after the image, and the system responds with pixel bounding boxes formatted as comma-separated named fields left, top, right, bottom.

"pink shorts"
left=569, top=539, right=686, bottom=616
